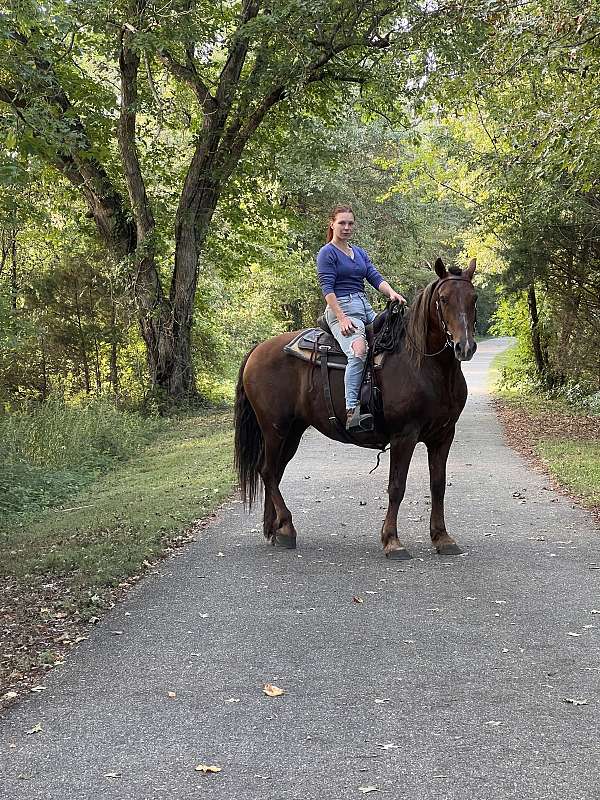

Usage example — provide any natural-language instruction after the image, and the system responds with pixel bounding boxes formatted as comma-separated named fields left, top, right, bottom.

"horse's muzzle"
left=454, top=340, right=477, bottom=361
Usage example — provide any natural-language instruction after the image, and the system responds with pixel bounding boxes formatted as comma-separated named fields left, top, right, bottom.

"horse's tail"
left=234, top=346, right=264, bottom=510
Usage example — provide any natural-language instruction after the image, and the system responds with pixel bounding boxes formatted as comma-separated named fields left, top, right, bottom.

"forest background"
left=1, top=1, right=599, bottom=525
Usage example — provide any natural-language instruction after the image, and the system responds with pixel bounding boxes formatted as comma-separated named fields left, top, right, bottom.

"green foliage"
left=0, top=411, right=234, bottom=586
left=0, top=400, right=164, bottom=516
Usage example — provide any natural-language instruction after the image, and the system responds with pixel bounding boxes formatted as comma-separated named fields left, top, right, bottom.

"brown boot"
left=346, top=406, right=373, bottom=431
left=346, top=407, right=360, bottom=430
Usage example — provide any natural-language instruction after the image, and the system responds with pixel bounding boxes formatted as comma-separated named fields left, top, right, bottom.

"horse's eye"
left=440, top=296, right=448, bottom=304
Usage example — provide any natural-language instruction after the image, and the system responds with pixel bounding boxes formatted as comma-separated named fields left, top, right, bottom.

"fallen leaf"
left=563, top=698, right=587, bottom=706
left=263, top=683, right=284, bottom=697
left=352, top=595, right=364, bottom=604
left=224, top=698, right=240, bottom=703
left=25, top=724, right=42, bottom=735
left=376, top=742, right=399, bottom=750
left=567, top=632, right=582, bottom=637
left=358, top=787, right=381, bottom=794
left=30, top=686, right=46, bottom=693
left=195, top=764, right=222, bottom=774
left=3, top=691, right=18, bottom=700
left=103, top=772, right=122, bottom=779
left=374, top=698, right=390, bottom=704
left=167, top=691, right=177, bottom=699
left=110, top=630, right=124, bottom=636
left=591, top=610, right=600, bottom=615
left=484, top=720, right=503, bottom=726
left=217, top=552, right=225, bottom=557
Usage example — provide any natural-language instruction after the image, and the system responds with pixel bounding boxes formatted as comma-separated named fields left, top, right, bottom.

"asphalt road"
left=1, top=337, right=599, bottom=800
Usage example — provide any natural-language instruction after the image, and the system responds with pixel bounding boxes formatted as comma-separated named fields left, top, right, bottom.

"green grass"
left=0, top=400, right=165, bottom=516
left=491, top=345, right=600, bottom=509
left=536, top=440, right=600, bottom=506
left=0, top=411, right=235, bottom=595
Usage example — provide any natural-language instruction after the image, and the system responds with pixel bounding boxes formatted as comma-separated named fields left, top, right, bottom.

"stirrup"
left=346, top=407, right=374, bottom=432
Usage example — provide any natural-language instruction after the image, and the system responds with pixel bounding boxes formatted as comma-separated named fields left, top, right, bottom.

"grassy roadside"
left=0, top=410, right=236, bottom=704
left=490, top=347, right=600, bottom=511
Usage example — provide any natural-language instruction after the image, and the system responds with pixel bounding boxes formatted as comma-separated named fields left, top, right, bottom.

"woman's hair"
left=326, top=204, right=354, bottom=242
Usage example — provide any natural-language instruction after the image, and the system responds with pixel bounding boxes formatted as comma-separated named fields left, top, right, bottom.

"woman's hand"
left=378, top=281, right=406, bottom=305
left=337, top=314, right=357, bottom=336
left=388, top=289, right=406, bottom=305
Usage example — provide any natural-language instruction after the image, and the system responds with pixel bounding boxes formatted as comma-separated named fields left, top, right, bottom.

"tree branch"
left=119, top=30, right=155, bottom=240
left=215, top=0, right=260, bottom=109
left=158, top=48, right=217, bottom=112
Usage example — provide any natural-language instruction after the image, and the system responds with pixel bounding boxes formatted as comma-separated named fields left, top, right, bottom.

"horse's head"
left=433, top=258, right=478, bottom=362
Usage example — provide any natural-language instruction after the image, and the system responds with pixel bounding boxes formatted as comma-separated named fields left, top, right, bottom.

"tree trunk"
left=39, top=338, right=48, bottom=401
left=10, top=232, right=17, bottom=310
left=109, top=290, right=119, bottom=395
left=74, top=280, right=91, bottom=393
left=527, top=282, right=547, bottom=378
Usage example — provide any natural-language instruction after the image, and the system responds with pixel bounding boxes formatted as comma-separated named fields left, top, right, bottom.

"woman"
left=316, top=204, right=406, bottom=431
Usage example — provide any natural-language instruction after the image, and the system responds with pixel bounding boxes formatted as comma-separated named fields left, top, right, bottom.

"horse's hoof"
left=274, top=532, right=297, bottom=549
left=385, top=547, right=412, bottom=560
left=436, top=542, right=463, bottom=555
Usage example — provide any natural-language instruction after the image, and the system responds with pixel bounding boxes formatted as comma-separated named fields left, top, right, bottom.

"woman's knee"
left=350, top=336, right=367, bottom=360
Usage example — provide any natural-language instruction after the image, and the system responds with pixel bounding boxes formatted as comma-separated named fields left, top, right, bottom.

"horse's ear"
left=464, top=258, right=476, bottom=281
left=434, top=258, right=447, bottom=279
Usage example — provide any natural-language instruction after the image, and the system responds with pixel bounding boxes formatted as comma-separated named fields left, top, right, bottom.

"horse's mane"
left=404, top=280, right=440, bottom=367
left=374, top=279, right=439, bottom=366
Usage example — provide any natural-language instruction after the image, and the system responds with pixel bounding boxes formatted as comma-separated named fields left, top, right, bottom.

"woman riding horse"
left=317, top=204, right=406, bottom=430
left=235, top=256, right=478, bottom=559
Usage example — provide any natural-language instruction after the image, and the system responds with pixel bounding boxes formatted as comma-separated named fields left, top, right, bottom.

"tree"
left=2, top=0, right=477, bottom=399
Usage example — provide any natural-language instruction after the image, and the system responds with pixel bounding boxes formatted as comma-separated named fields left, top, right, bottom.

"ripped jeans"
left=325, top=292, right=376, bottom=409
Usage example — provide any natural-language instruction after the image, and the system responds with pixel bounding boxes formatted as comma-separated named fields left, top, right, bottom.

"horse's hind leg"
left=262, top=424, right=306, bottom=549
left=427, top=430, right=462, bottom=555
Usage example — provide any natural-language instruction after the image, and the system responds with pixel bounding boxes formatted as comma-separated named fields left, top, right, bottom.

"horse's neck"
left=425, top=314, right=448, bottom=354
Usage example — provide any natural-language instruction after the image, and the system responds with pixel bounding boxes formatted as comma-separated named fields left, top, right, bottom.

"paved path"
left=1, top=338, right=599, bottom=800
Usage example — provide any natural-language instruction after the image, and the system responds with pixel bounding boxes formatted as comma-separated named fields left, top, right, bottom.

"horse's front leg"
left=427, top=429, right=463, bottom=555
left=381, top=433, right=418, bottom=559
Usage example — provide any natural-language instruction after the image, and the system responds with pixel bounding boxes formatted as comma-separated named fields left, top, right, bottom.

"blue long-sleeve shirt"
left=316, top=242, right=384, bottom=298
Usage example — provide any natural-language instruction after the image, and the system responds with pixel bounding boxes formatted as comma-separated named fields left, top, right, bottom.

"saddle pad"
left=283, top=329, right=384, bottom=369
left=284, top=328, right=346, bottom=369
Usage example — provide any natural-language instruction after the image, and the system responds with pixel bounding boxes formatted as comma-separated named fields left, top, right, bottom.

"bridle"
left=405, top=276, right=477, bottom=359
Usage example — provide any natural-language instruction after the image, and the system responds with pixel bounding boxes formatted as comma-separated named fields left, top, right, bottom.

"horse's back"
left=243, top=331, right=308, bottom=418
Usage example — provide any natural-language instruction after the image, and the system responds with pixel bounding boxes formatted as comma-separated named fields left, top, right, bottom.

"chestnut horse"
left=234, top=258, right=478, bottom=559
